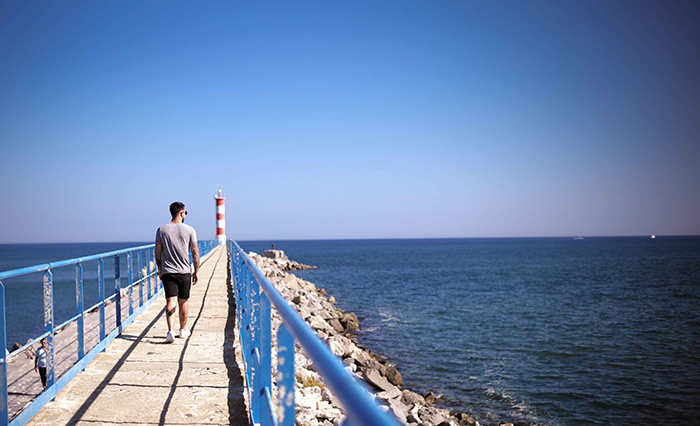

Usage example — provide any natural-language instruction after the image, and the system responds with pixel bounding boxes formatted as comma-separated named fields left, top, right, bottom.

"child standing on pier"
left=34, top=338, right=47, bottom=390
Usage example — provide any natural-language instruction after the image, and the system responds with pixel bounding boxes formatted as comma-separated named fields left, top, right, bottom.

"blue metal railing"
left=0, top=240, right=215, bottom=426
left=228, top=240, right=401, bottom=426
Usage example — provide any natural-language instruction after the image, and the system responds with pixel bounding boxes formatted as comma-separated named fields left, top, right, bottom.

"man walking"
left=155, top=201, right=200, bottom=343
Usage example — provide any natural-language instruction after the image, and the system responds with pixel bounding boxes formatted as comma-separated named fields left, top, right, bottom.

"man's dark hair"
left=169, top=202, right=186, bottom=219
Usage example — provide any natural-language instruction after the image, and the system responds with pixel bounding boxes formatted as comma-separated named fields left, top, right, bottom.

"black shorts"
left=162, top=273, right=192, bottom=299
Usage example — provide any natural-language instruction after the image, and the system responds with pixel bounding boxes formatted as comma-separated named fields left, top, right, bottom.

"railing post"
left=239, top=254, right=244, bottom=302
left=127, top=253, right=134, bottom=316
left=0, top=282, right=9, bottom=426
left=237, top=260, right=244, bottom=343
left=246, top=266, right=253, bottom=367
left=114, top=254, right=122, bottom=332
left=146, top=248, right=152, bottom=298
left=76, top=263, right=85, bottom=361
left=241, top=264, right=249, bottom=358
left=154, top=247, right=160, bottom=292
left=43, top=270, right=55, bottom=396
left=242, top=262, right=252, bottom=411
left=260, top=291, right=272, bottom=426
left=250, top=272, right=260, bottom=426
left=277, top=323, right=295, bottom=426
left=237, top=253, right=243, bottom=329
left=98, top=259, right=105, bottom=342
left=152, top=247, right=156, bottom=293
left=138, top=250, right=144, bottom=307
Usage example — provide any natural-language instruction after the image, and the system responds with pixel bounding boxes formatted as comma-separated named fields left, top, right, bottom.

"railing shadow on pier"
left=64, top=308, right=165, bottom=425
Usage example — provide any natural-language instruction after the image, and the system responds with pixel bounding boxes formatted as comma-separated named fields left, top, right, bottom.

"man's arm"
left=155, top=243, right=163, bottom=279
left=190, top=242, right=200, bottom=284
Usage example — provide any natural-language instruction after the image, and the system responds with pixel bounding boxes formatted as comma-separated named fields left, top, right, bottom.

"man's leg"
left=166, top=296, right=178, bottom=332
left=178, top=298, right=189, bottom=330
left=176, top=273, right=192, bottom=336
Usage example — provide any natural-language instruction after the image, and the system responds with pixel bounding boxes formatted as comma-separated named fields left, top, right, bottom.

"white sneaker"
left=166, top=331, right=175, bottom=343
left=179, top=329, right=191, bottom=338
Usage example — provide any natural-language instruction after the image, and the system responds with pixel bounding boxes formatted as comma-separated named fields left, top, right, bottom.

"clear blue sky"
left=1, top=1, right=698, bottom=243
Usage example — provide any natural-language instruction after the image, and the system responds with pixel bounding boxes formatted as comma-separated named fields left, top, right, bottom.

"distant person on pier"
left=34, top=338, right=47, bottom=390
left=155, top=201, right=200, bottom=343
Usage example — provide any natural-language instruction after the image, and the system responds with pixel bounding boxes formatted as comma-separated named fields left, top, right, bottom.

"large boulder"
left=327, top=318, right=344, bottom=333
left=344, top=321, right=360, bottom=332
left=296, top=406, right=317, bottom=426
left=385, top=366, right=403, bottom=386
left=359, top=357, right=388, bottom=376
left=321, top=387, right=335, bottom=403
left=363, top=369, right=400, bottom=394
left=328, top=337, right=355, bottom=358
left=340, top=312, right=360, bottom=331
left=454, top=413, right=476, bottom=426
left=282, top=274, right=302, bottom=289
left=424, top=391, right=438, bottom=405
left=316, top=401, right=342, bottom=421
left=406, top=405, right=421, bottom=424
left=387, top=398, right=408, bottom=424
left=400, top=390, right=426, bottom=406
left=418, top=406, right=447, bottom=426
left=377, top=387, right=402, bottom=400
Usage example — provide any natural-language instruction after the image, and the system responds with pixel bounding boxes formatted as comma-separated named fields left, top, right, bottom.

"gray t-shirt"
left=155, top=223, right=198, bottom=275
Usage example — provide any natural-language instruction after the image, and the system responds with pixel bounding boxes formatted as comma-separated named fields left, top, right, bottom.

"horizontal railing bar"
left=55, top=313, right=81, bottom=334
left=0, top=244, right=154, bottom=280
left=83, top=300, right=103, bottom=316
left=132, top=276, right=148, bottom=285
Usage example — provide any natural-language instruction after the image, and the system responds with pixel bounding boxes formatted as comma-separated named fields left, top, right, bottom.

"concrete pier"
left=23, top=245, right=249, bottom=426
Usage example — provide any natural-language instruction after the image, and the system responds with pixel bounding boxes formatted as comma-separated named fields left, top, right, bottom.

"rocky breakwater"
left=247, top=250, right=483, bottom=426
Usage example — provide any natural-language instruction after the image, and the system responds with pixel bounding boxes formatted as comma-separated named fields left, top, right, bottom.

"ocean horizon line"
left=1, top=234, right=698, bottom=246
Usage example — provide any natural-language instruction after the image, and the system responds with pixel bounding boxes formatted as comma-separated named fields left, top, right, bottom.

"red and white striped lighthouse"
left=215, top=190, right=226, bottom=244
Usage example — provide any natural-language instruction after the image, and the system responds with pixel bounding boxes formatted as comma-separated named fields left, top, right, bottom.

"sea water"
left=2, top=238, right=699, bottom=425
left=239, top=237, right=700, bottom=426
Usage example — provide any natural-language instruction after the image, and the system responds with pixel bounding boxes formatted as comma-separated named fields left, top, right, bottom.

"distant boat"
left=651, top=234, right=656, bottom=239
left=574, top=236, right=584, bottom=240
